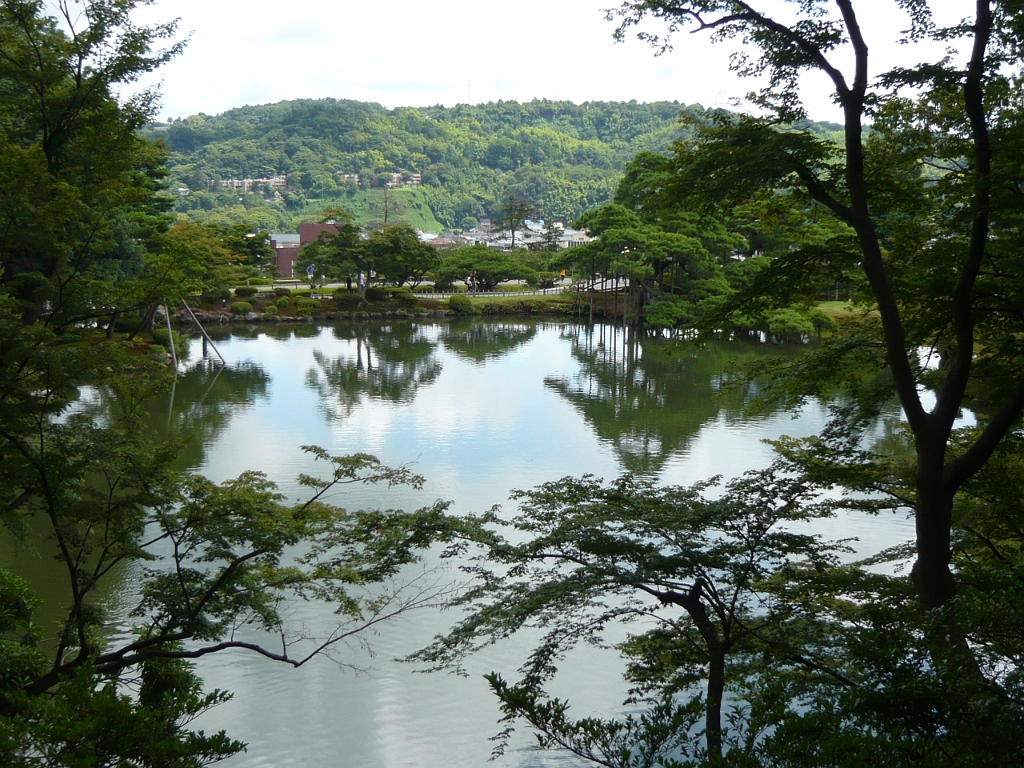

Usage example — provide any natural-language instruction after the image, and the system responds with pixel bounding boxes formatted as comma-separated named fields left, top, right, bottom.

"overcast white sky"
left=125, top=0, right=967, bottom=123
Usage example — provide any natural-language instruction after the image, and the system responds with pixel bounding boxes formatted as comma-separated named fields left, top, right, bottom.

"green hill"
left=149, top=98, right=845, bottom=233
left=147, top=98, right=701, bottom=232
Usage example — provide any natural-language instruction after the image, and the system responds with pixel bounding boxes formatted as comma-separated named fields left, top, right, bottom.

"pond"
left=5, top=318, right=916, bottom=767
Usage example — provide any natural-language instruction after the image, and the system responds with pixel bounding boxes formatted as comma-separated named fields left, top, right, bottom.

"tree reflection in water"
left=546, top=324, right=801, bottom=475
left=306, top=322, right=442, bottom=421
left=150, top=358, right=271, bottom=470
left=438, top=318, right=538, bottom=364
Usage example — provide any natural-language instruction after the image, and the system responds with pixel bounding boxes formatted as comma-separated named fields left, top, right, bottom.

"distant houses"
left=209, top=175, right=288, bottom=193
left=269, top=218, right=591, bottom=279
left=208, top=172, right=425, bottom=194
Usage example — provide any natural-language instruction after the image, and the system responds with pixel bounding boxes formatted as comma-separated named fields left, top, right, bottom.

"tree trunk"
left=912, top=462, right=956, bottom=611
left=705, top=647, right=725, bottom=763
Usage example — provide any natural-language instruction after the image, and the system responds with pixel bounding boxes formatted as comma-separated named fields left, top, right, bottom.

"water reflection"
left=546, top=324, right=804, bottom=475
left=305, top=322, right=442, bottom=421
left=147, top=359, right=271, bottom=471
left=438, top=318, right=537, bottom=364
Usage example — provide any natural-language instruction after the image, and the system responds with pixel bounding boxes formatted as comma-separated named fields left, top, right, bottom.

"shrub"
left=246, top=277, right=271, bottom=286
left=767, top=307, right=814, bottom=341
left=264, top=305, right=279, bottom=318
left=809, top=307, right=840, bottom=335
left=233, top=287, right=258, bottom=298
left=53, top=333, right=84, bottom=346
left=273, top=287, right=291, bottom=297
left=413, top=285, right=434, bottom=294
left=365, top=286, right=388, bottom=302
left=289, top=289, right=312, bottom=298
left=230, top=301, right=253, bottom=315
left=448, top=294, right=474, bottom=314
left=151, top=328, right=188, bottom=354
left=390, top=288, right=418, bottom=308
left=333, top=292, right=363, bottom=311
left=113, top=314, right=142, bottom=333
left=276, top=297, right=290, bottom=309
left=294, top=298, right=321, bottom=317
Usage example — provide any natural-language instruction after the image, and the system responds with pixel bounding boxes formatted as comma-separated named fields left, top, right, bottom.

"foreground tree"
left=611, top=0, right=1024, bottom=621
left=0, top=4, right=455, bottom=764
left=0, top=303, right=454, bottom=761
left=0, top=0, right=183, bottom=326
left=415, top=467, right=852, bottom=765
left=412, top=3, right=1024, bottom=765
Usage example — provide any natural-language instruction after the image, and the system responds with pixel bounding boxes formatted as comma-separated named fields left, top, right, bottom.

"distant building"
left=208, top=175, right=288, bottom=194
left=269, top=233, right=300, bottom=278
left=299, top=222, right=339, bottom=246
left=383, top=172, right=422, bottom=188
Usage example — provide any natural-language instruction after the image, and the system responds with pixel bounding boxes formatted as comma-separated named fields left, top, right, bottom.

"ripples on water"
left=128, top=320, right=916, bottom=767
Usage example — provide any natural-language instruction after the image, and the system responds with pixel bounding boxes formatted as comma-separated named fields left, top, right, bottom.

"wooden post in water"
left=163, top=297, right=178, bottom=372
left=180, top=299, right=226, bottom=365
left=589, top=253, right=594, bottom=327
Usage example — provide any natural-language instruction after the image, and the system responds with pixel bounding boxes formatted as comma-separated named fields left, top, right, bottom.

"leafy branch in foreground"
left=413, top=465, right=857, bottom=765
left=0, top=317, right=457, bottom=763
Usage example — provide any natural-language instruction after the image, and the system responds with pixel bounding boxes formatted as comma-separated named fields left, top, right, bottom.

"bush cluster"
left=390, top=288, right=418, bottom=308
left=230, top=301, right=253, bottom=315
left=448, top=294, right=474, bottom=314
left=233, top=287, right=258, bottom=298
left=479, top=299, right=549, bottom=315
left=113, top=314, right=142, bottom=333
left=332, top=292, right=363, bottom=311
left=294, top=298, right=321, bottom=317
left=276, top=297, right=290, bottom=309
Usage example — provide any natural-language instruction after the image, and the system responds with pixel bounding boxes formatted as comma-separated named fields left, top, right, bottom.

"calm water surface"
left=14, top=319, right=920, bottom=767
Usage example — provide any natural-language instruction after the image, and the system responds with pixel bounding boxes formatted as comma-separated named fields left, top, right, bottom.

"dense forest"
left=148, top=98, right=840, bottom=231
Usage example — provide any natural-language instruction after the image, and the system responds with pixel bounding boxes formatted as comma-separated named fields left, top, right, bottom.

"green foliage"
left=766, top=308, right=814, bottom=341
left=414, top=465, right=853, bottom=764
left=447, top=294, right=474, bottom=315
left=232, top=286, right=258, bottom=298
left=432, top=245, right=536, bottom=291
left=389, top=287, right=419, bottom=308
left=332, top=291, right=363, bottom=311
left=276, top=297, right=290, bottom=309
left=229, top=301, right=252, bottom=315
left=294, top=298, right=321, bottom=317
left=154, top=99, right=712, bottom=229
left=263, top=304, right=278, bottom=317
left=362, top=224, right=439, bottom=287
left=364, top=287, right=388, bottom=302
left=1, top=661, right=244, bottom=768
left=151, top=327, right=187, bottom=353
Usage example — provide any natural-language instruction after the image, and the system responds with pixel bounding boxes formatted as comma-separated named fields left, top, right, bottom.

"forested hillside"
left=147, top=99, right=698, bottom=231
left=150, top=98, right=840, bottom=232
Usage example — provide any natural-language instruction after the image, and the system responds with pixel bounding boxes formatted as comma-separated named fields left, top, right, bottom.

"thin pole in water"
left=163, top=297, right=178, bottom=372
left=180, top=299, right=226, bottom=365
